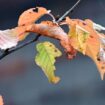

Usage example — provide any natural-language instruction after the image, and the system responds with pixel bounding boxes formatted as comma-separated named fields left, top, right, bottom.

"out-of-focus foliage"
left=0, top=96, right=3, bottom=105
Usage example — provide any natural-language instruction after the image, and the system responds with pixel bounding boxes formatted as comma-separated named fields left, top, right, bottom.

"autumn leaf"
left=66, top=17, right=105, bottom=80
left=76, top=25, right=90, bottom=54
left=18, top=7, right=51, bottom=26
left=35, top=42, right=62, bottom=84
left=93, top=22, right=105, bottom=31
left=68, top=24, right=89, bottom=55
left=0, top=29, right=18, bottom=50
left=0, top=96, right=3, bottom=105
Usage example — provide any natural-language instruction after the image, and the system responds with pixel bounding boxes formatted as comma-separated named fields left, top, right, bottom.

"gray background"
left=0, top=0, right=105, bottom=105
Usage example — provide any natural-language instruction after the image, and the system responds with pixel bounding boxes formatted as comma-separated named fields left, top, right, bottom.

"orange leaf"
left=18, top=7, right=50, bottom=26
left=0, top=96, right=3, bottom=105
left=66, top=17, right=105, bottom=79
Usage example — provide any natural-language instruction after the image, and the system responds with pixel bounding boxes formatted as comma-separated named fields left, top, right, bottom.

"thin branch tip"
left=57, top=0, right=81, bottom=22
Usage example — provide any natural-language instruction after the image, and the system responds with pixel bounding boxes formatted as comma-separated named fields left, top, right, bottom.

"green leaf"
left=35, top=41, right=62, bottom=84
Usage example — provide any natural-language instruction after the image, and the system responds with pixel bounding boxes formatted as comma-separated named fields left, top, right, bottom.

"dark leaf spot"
left=54, top=49, right=57, bottom=52
left=97, top=57, right=100, bottom=61
left=33, top=8, right=38, bottom=13
left=83, top=22, right=86, bottom=25
left=101, top=66, right=105, bottom=69
left=22, top=24, right=25, bottom=26
left=90, top=36, right=94, bottom=38
left=49, top=45, right=52, bottom=47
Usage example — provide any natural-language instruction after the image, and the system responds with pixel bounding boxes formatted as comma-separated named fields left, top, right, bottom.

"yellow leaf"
left=76, top=25, right=89, bottom=54
left=35, top=42, right=62, bottom=84
left=68, top=24, right=89, bottom=54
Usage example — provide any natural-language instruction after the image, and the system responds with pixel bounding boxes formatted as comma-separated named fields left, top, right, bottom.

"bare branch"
left=57, top=0, right=81, bottom=22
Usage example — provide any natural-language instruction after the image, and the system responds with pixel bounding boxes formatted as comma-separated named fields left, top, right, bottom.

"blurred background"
left=0, top=0, right=105, bottom=105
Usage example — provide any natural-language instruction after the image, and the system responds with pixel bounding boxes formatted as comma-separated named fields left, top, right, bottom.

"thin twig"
left=0, top=35, right=40, bottom=60
left=57, top=0, right=81, bottom=22
left=0, top=0, right=81, bottom=60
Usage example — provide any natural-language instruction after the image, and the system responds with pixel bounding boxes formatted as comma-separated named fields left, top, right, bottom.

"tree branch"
left=0, top=35, right=40, bottom=60
left=57, top=0, right=81, bottom=22
left=0, top=0, right=81, bottom=60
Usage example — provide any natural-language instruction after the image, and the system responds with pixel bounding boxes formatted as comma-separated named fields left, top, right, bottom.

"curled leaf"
left=18, top=7, right=51, bottom=26
left=26, top=21, right=76, bottom=59
left=68, top=24, right=90, bottom=54
left=17, top=6, right=55, bottom=41
left=35, top=41, right=62, bottom=84
left=65, top=17, right=105, bottom=80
